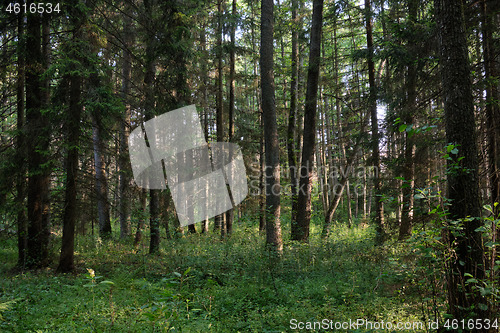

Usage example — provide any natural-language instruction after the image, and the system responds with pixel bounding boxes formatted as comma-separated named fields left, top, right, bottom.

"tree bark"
left=435, top=0, right=487, bottom=322
left=143, top=0, right=160, bottom=253
left=58, top=4, right=84, bottom=272
left=293, top=0, right=324, bottom=242
left=288, top=0, right=299, bottom=226
left=481, top=0, right=500, bottom=283
left=225, top=0, right=237, bottom=236
left=92, top=114, right=112, bottom=240
left=261, top=0, right=283, bottom=253
left=365, top=0, right=385, bottom=244
left=26, top=12, right=50, bottom=269
left=118, top=2, right=133, bottom=239
left=398, top=0, right=417, bottom=240
left=214, top=0, right=225, bottom=234
left=16, top=12, right=27, bottom=269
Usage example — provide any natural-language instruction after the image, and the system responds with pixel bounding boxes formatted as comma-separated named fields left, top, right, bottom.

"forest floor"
left=0, top=216, right=445, bottom=332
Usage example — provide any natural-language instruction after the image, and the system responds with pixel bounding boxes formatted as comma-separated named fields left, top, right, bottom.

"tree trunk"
left=118, top=3, right=133, bottom=239
left=398, top=0, right=417, bottom=241
left=435, top=0, right=487, bottom=322
left=16, top=12, right=27, bottom=269
left=293, top=0, right=324, bottom=242
left=93, top=115, right=112, bottom=240
left=58, top=4, right=84, bottom=272
left=287, top=0, right=299, bottom=226
left=214, top=0, right=225, bottom=234
left=481, top=0, right=500, bottom=283
left=365, top=0, right=385, bottom=244
left=134, top=189, right=148, bottom=249
left=261, top=0, right=283, bottom=253
left=225, top=0, right=237, bottom=236
left=143, top=0, right=160, bottom=253
left=26, top=12, right=50, bottom=269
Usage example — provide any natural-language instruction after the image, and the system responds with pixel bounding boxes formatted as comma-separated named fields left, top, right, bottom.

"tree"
left=58, top=2, right=85, bottom=273
left=292, top=0, right=324, bottom=242
left=261, top=0, right=283, bottom=253
left=16, top=11, right=27, bottom=268
left=398, top=0, right=418, bottom=240
left=481, top=0, right=500, bottom=269
left=225, top=0, right=237, bottom=236
left=287, top=0, right=299, bottom=225
left=215, top=0, right=225, bottom=235
left=435, top=0, right=487, bottom=321
left=144, top=0, right=160, bottom=254
left=118, top=2, right=134, bottom=239
left=365, top=0, right=384, bottom=244
left=25, top=11, right=50, bottom=269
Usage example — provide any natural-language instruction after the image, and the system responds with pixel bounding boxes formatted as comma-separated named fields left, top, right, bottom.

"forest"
left=0, top=0, right=499, bottom=331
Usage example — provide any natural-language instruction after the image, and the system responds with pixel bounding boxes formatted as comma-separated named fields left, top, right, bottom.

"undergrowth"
left=0, top=217, right=440, bottom=332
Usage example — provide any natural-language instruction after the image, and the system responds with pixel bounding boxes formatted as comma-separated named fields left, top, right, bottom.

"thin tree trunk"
left=143, top=0, right=160, bottom=253
left=118, top=4, right=133, bottom=239
left=259, top=112, right=266, bottom=232
left=293, top=0, right=324, bottom=242
left=261, top=0, right=283, bottom=253
left=214, top=0, right=225, bottom=234
left=225, top=0, right=237, bottom=236
left=365, top=0, right=385, bottom=244
left=287, top=0, right=299, bottom=225
left=398, top=0, right=417, bottom=240
left=201, top=27, right=210, bottom=233
left=481, top=0, right=500, bottom=283
left=16, top=12, right=27, bottom=269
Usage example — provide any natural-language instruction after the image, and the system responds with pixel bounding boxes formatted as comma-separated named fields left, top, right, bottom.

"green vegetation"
left=1, top=217, right=439, bottom=332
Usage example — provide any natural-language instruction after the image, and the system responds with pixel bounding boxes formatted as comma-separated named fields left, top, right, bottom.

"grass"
left=0, top=216, right=439, bottom=332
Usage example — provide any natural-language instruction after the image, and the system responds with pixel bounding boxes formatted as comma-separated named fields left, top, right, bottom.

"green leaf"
left=478, top=303, right=488, bottom=311
left=398, top=124, right=407, bottom=132
left=99, top=280, right=115, bottom=286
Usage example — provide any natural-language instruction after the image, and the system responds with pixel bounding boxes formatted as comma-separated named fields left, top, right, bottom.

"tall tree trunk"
left=288, top=0, right=299, bottom=227
left=200, top=27, right=210, bottom=233
left=26, top=12, right=50, bottom=269
left=293, top=0, right=324, bottom=242
left=118, top=4, right=133, bottom=239
left=261, top=0, right=283, bottom=253
left=365, top=0, right=385, bottom=244
left=16, top=12, right=27, bottom=268
left=225, top=0, right=237, bottom=236
left=481, top=0, right=500, bottom=282
left=58, top=4, right=84, bottom=272
left=143, top=0, right=160, bottom=253
left=214, top=0, right=225, bottom=234
left=398, top=0, right=417, bottom=240
left=435, top=0, right=487, bottom=322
